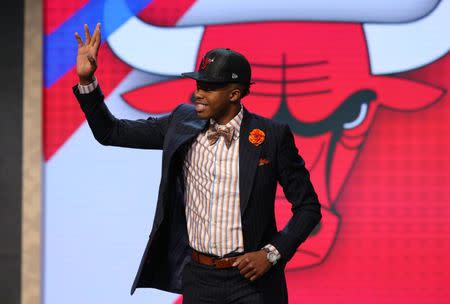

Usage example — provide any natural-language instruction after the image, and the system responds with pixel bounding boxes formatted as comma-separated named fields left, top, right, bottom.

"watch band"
left=262, top=244, right=281, bottom=265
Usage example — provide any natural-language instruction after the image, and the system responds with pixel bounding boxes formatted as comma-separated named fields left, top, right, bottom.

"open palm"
left=75, top=23, right=101, bottom=84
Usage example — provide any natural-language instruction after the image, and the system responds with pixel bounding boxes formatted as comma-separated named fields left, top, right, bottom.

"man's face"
left=194, top=81, right=240, bottom=124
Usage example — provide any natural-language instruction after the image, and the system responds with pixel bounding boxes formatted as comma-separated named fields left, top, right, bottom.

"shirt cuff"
left=263, top=244, right=281, bottom=261
left=78, top=77, right=98, bottom=94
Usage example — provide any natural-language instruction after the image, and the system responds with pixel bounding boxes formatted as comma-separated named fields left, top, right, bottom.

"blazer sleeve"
left=73, top=84, right=172, bottom=149
left=271, top=124, right=322, bottom=262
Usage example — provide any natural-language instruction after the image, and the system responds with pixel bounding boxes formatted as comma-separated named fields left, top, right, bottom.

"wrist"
left=78, top=76, right=98, bottom=94
left=79, top=76, right=95, bottom=85
left=262, top=245, right=280, bottom=266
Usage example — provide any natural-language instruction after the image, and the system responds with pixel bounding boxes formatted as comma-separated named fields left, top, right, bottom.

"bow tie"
left=207, top=124, right=234, bottom=149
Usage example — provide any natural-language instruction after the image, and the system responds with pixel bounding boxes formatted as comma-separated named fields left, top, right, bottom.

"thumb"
left=87, top=55, right=97, bottom=68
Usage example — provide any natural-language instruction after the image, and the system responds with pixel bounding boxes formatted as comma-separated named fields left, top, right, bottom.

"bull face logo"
left=200, top=57, right=214, bottom=70
left=104, top=0, right=447, bottom=270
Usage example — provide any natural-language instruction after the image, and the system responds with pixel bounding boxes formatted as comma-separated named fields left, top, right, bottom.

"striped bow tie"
left=207, top=125, right=234, bottom=149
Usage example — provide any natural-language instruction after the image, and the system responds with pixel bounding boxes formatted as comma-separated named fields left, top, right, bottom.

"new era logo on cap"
left=181, top=48, right=251, bottom=84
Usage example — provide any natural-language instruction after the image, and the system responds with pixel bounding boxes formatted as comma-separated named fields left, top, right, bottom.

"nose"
left=195, top=88, right=205, bottom=99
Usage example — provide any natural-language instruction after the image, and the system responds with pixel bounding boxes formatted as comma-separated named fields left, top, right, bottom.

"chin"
left=196, top=112, right=211, bottom=119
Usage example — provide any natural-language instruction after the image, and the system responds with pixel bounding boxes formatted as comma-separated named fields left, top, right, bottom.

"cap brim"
left=180, top=72, right=201, bottom=80
left=181, top=72, right=229, bottom=83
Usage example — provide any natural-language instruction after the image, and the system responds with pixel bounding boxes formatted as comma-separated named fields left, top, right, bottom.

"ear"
left=229, top=86, right=242, bottom=103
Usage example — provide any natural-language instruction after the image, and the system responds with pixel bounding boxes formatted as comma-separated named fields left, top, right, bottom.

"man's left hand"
left=232, top=250, right=272, bottom=281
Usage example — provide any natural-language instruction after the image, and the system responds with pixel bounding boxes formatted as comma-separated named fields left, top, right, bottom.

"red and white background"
left=43, top=0, right=450, bottom=303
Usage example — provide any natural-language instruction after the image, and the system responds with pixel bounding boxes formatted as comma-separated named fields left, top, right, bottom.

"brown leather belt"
left=191, top=250, right=241, bottom=269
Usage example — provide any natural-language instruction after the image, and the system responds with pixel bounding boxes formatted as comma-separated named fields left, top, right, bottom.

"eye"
left=342, top=102, right=368, bottom=130
left=197, top=85, right=212, bottom=92
left=272, top=89, right=376, bottom=137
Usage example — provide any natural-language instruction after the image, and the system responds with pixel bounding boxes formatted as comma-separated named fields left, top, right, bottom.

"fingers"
left=235, top=257, right=255, bottom=277
left=74, top=32, right=83, bottom=47
left=247, top=270, right=259, bottom=281
left=249, top=274, right=260, bottom=282
left=233, top=252, right=270, bottom=282
left=232, top=255, right=243, bottom=267
left=237, top=258, right=250, bottom=271
left=240, top=262, right=260, bottom=281
left=92, top=23, right=102, bottom=55
left=84, top=24, right=91, bottom=45
left=233, top=255, right=248, bottom=269
left=240, top=262, right=255, bottom=276
left=75, top=23, right=101, bottom=50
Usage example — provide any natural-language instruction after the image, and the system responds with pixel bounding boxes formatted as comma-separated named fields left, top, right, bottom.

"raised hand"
left=75, top=23, right=101, bottom=85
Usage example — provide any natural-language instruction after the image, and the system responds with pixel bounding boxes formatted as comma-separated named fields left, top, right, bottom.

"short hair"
left=234, top=83, right=252, bottom=99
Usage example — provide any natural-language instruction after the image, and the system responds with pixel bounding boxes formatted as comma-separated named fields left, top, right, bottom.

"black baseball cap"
left=181, top=48, right=252, bottom=85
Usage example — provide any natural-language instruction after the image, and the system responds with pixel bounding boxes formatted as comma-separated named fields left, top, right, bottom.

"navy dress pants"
left=182, top=260, right=264, bottom=304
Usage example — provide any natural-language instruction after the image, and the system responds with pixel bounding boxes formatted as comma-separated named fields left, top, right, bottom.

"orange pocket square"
left=258, top=158, right=270, bottom=166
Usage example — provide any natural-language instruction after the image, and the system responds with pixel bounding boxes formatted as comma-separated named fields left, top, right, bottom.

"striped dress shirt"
left=183, top=106, right=244, bottom=257
left=77, top=80, right=281, bottom=261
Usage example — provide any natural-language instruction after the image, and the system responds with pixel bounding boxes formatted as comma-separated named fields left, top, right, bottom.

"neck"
left=215, top=103, right=241, bottom=125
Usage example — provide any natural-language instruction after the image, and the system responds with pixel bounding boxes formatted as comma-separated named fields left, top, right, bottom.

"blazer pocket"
left=257, top=157, right=270, bottom=167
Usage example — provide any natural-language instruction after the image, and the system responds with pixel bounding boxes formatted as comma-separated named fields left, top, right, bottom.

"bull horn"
left=104, top=0, right=204, bottom=75
left=364, top=0, right=449, bottom=75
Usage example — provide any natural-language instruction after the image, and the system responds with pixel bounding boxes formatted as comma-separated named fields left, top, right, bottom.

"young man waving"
left=73, top=23, right=321, bottom=304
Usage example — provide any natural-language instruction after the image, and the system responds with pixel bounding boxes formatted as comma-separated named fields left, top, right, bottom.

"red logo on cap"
left=200, top=57, right=214, bottom=70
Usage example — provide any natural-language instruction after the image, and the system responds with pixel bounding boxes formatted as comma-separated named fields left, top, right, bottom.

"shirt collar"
left=209, top=104, right=243, bottom=140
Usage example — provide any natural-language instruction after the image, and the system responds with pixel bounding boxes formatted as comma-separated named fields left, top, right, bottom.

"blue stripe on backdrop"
left=44, top=0, right=151, bottom=88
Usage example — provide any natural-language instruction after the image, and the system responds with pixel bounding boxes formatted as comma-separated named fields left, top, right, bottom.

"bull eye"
left=342, top=102, right=369, bottom=130
left=333, top=89, right=376, bottom=133
left=272, top=89, right=376, bottom=136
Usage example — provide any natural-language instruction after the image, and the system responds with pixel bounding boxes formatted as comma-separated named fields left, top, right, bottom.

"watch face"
left=268, top=252, right=276, bottom=262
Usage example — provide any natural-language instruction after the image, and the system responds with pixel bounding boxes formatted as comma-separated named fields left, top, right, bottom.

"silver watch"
left=262, top=247, right=278, bottom=265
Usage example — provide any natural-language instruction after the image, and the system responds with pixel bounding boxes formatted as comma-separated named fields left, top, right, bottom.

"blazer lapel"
left=169, top=108, right=261, bottom=217
left=169, top=118, right=209, bottom=160
left=239, top=107, right=262, bottom=216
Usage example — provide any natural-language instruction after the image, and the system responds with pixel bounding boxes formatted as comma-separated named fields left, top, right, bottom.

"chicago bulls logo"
left=104, top=0, right=447, bottom=271
left=200, top=56, right=214, bottom=70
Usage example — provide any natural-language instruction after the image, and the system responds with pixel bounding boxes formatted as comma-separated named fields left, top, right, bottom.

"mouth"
left=195, top=101, right=209, bottom=112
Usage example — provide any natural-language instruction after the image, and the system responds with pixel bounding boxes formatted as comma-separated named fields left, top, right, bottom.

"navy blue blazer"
left=74, top=85, right=322, bottom=302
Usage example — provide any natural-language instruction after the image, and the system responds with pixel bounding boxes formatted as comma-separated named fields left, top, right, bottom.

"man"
left=74, top=23, right=322, bottom=303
